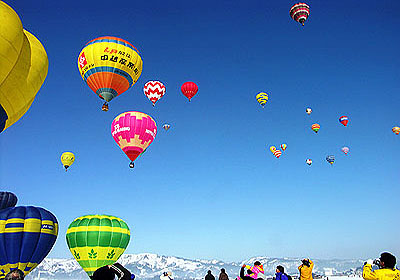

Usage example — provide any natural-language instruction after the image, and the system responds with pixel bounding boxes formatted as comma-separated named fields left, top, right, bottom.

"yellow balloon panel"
left=0, top=1, right=24, bottom=85
left=0, top=30, right=48, bottom=132
left=78, top=36, right=143, bottom=102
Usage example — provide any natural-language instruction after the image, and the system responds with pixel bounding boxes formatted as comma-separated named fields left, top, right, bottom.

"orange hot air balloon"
left=181, top=82, right=198, bottom=101
left=311, top=123, right=320, bottom=133
left=392, top=127, right=400, bottom=135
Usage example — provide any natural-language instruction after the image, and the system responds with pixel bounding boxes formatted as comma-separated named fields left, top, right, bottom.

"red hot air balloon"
left=339, top=116, right=349, bottom=126
left=143, top=81, right=166, bottom=106
left=181, top=82, right=198, bottom=101
left=273, top=150, right=282, bottom=158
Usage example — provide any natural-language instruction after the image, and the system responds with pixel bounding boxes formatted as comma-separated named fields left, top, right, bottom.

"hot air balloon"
left=269, top=146, right=276, bottom=153
left=0, top=206, right=58, bottom=278
left=306, top=159, right=312, bottom=165
left=0, top=192, right=17, bottom=210
left=290, top=3, right=310, bottom=26
left=61, top=152, right=75, bottom=171
left=326, top=155, right=335, bottom=165
left=339, top=116, right=349, bottom=126
left=280, top=144, right=287, bottom=151
left=256, top=92, right=269, bottom=108
left=163, top=124, right=170, bottom=131
left=143, top=81, right=166, bottom=106
left=341, top=147, right=349, bottom=155
left=306, top=108, right=312, bottom=115
left=0, top=2, right=48, bottom=133
left=273, top=150, right=282, bottom=158
left=311, top=123, right=320, bottom=133
left=66, top=215, right=130, bottom=278
left=181, top=82, right=198, bottom=102
left=392, top=127, right=400, bottom=135
left=111, top=111, right=157, bottom=168
left=77, top=36, right=143, bottom=111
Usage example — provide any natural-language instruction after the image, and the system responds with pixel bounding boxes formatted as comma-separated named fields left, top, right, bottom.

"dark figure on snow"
left=219, top=268, right=229, bottom=280
left=5, top=269, right=24, bottom=280
left=91, top=263, right=132, bottom=280
left=206, top=270, right=216, bottom=280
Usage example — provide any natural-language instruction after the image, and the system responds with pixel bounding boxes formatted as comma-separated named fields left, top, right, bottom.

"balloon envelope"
left=111, top=111, right=157, bottom=165
left=280, top=144, right=287, bottom=151
left=341, top=147, right=349, bottom=155
left=143, top=81, right=166, bottom=106
left=273, top=150, right=282, bottom=158
left=66, top=215, right=130, bottom=277
left=181, top=82, right=198, bottom=101
left=78, top=36, right=142, bottom=105
left=0, top=206, right=58, bottom=278
left=306, top=159, right=312, bottom=165
left=339, top=116, right=349, bottom=126
left=306, top=108, right=312, bottom=115
left=290, top=2, right=310, bottom=26
left=311, top=123, right=320, bottom=133
left=163, top=124, right=170, bottom=131
left=255, top=92, right=268, bottom=107
left=326, top=155, right=335, bottom=165
left=269, top=146, right=276, bottom=153
left=392, top=127, right=400, bottom=135
left=61, top=152, right=75, bottom=171
left=0, top=192, right=17, bottom=210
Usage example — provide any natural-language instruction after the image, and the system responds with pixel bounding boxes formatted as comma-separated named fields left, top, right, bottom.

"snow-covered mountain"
left=27, top=254, right=364, bottom=280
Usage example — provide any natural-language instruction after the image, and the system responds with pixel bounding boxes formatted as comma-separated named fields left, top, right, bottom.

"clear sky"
left=1, top=0, right=399, bottom=262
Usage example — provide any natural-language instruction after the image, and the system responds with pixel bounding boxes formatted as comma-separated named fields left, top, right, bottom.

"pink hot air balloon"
left=341, top=146, right=349, bottom=155
left=111, top=111, right=157, bottom=168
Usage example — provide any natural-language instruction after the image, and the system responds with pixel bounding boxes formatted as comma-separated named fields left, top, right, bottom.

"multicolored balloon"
left=111, top=111, right=157, bottom=168
left=273, top=150, right=282, bottom=158
left=280, top=144, right=287, bottom=151
left=339, top=116, right=349, bottom=126
left=0, top=1, right=48, bottom=133
left=181, top=82, right=198, bottom=101
left=256, top=92, right=269, bottom=108
left=66, top=215, right=130, bottom=277
left=143, top=81, right=166, bottom=106
left=78, top=36, right=143, bottom=111
left=311, top=123, right=320, bottom=133
left=290, top=3, right=310, bottom=26
left=269, top=146, right=277, bottom=153
left=341, top=147, right=349, bottom=155
left=326, top=155, right=335, bottom=165
left=0, top=192, right=17, bottom=210
left=306, top=159, right=312, bottom=166
left=392, top=127, right=400, bottom=135
left=0, top=206, right=58, bottom=278
left=61, top=152, right=75, bottom=171
left=306, top=108, right=312, bottom=115
left=163, top=124, right=170, bottom=131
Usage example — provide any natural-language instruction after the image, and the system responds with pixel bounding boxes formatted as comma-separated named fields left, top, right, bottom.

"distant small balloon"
left=306, top=108, right=312, bottom=115
left=341, top=147, right=349, bottom=155
left=273, top=150, right=282, bottom=158
left=306, top=159, right=312, bottom=165
left=280, top=144, right=287, bottom=151
left=392, top=127, right=400, bottom=135
left=311, top=123, right=320, bottom=133
left=339, top=116, right=349, bottom=126
left=256, top=92, right=269, bottom=108
left=269, top=146, right=276, bottom=153
left=326, top=155, right=335, bottom=165
left=61, top=152, right=75, bottom=172
left=163, top=124, right=170, bottom=131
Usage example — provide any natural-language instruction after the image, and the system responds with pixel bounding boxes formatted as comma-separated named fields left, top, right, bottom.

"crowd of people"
left=2, top=252, right=398, bottom=280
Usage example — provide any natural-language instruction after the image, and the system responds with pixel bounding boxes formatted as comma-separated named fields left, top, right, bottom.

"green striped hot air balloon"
left=66, top=215, right=130, bottom=277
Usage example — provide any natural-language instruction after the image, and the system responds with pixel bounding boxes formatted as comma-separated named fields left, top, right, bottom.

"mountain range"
left=27, top=254, right=365, bottom=280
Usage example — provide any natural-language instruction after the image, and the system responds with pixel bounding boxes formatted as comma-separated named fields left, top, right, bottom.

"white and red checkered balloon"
left=143, top=81, right=166, bottom=106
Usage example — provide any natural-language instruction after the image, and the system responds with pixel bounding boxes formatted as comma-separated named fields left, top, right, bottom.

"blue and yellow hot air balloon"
left=66, top=215, right=130, bottom=277
left=0, top=206, right=58, bottom=278
left=0, top=1, right=48, bottom=133
left=78, top=36, right=143, bottom=111
left=255, top=92, right=269, bottom=108
left=0, top=192, right=17, bottom=210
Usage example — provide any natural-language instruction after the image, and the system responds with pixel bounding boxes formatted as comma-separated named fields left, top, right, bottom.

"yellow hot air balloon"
left=78, top=36, right=143, bottom=111
left=256, top=92, right=269, bottom=108
left=269, top=146, right=276, bottom=153
left=0, top=2, right=48, bottom=133
left=61, top=152, right=75, bottom=171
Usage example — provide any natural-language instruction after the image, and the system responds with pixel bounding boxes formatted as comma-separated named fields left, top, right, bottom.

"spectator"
left=219, top=268, right=229, bottom=280
left=276, top=266, right=288, bottom=280
left=5, top=269, right=24, bottom=280
left=206, top=270, right=216, bottom=280
left=298, top=259, right=314, bottom=280
left=91, top=263, right=132, bottom=280
left=363, top=252, right=400, bottom=280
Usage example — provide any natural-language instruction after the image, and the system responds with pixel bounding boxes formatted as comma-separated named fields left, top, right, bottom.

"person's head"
left=302, top=259, right=310, bottom=267
left=5, top=269, right=24, bottom=280
left=208, top=270, right=212, bottom=274
left=221, top=268, right=225, bottom=273
left=247, top=270, right=253, bottom=275
left=380, top=252, right=396, bottom=269
left=254, top=261, right=262, bottom=266
left=276, top=266, right=284, bottom=273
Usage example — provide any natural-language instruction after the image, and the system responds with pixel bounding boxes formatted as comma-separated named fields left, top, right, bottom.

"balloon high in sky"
left=143, top=81, right=166, bottom=106
left=0, top=1, right=48, bottom=133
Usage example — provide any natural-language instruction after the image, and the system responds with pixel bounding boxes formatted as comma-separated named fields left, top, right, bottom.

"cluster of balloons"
left=0, top=1, right=48, bottom=134
left=269, top=144, right=287, bottom=159
left=66, top=215, right=130, bottom=278
left=0, top=191, right=58, bottom=279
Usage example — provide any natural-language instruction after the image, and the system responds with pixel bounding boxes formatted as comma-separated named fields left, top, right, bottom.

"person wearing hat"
left=298, top=258, right=314, bottom=280
left=363, top=252, right=400, bottom=280
left=90, top=262, right=132, bottom=280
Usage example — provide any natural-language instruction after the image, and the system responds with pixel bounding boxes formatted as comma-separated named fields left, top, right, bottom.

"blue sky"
left=1, top=0, right=400, bottom=262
